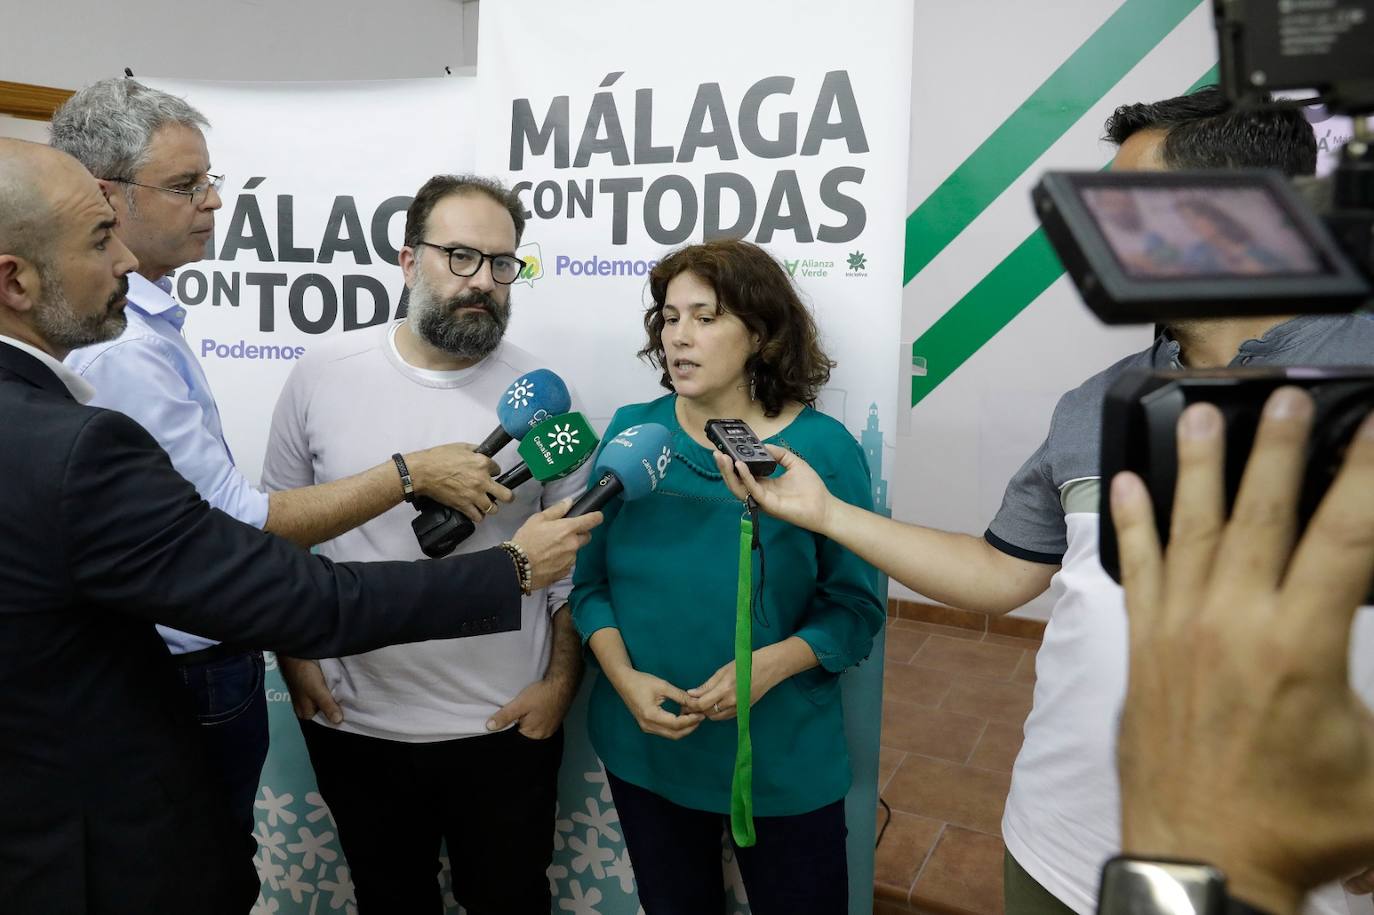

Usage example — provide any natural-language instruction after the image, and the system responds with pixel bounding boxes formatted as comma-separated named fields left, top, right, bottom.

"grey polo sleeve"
left=984, top=433, right=1067, bottom=565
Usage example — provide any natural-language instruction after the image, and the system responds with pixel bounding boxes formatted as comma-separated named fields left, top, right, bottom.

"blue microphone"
left=568, top=423, right=674, bottom=518
left=479, top=369, right=572, bottom=456
left=412, top=369, right=572, bottom=558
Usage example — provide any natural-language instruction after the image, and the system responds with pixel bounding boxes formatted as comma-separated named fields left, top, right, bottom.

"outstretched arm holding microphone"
left=712, top=443, right=1055, bottom=613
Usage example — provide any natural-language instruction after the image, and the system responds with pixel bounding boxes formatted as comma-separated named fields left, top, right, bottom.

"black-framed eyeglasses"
left=108, top=173, right=225, bottom=208
left=415, top=241, right=527, bottom=285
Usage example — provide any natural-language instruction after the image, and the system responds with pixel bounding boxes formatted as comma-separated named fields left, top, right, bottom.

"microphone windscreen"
left=496, top=369, right=571, bottom=438
left=592, top=423, right=673, bottom=501
left=518, top=412, right=599, bottom=482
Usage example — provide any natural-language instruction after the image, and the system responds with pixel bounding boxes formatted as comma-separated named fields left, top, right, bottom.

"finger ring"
left=484, top=502, right=497, bottom=515
left=713, top=703, right=721, bottom=713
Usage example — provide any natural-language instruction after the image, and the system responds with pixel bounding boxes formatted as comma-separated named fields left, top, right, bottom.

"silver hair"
left=50, top=78, right=208, bottom=181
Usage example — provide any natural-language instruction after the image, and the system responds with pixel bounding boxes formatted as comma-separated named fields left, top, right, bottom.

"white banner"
left=144, top=76, right=477, bottom=485
left=477, top=3, right=913, bottom=913
left=477, top=2, right=912, bottom=442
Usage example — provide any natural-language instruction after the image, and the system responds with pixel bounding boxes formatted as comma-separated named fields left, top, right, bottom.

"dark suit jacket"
left=0, top=342, right=522, bottom=914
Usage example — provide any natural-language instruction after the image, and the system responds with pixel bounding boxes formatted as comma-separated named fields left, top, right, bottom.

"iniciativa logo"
left=781, top=256, right=834, bottom=279
left=844, top=249, right=869, bottom=277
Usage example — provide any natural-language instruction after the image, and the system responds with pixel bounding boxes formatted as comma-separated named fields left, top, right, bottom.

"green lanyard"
left=730, top=499, right=760, bottom=847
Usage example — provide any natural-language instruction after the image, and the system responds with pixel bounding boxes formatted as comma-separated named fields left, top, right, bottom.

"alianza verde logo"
left=846, top=250, right=867, bottom=271
left=781, top=256, right=834, bottom=278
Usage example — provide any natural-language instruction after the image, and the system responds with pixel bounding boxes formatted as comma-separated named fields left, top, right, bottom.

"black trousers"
left=606, top=769, right=848, bottom=915
left=301, top=721, right=563, bottom=915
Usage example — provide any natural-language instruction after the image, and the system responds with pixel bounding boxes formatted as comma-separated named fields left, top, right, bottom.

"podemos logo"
left=552, top=253, right=659, bottom=278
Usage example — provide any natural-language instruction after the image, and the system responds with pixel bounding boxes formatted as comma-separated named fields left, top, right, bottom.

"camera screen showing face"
left=1034, top=169, right=1370, bottom=323
left=1082, top=185, right=1326, bottom=280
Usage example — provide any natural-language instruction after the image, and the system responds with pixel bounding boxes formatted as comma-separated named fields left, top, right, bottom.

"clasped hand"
left=611, top=650, right=786, bottom=741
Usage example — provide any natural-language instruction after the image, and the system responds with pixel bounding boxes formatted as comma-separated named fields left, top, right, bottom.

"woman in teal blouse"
left=570, top=238, right=885, bottom=915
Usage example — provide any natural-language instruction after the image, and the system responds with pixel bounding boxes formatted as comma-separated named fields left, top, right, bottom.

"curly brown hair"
left=639, top=239, right=834, bottom=418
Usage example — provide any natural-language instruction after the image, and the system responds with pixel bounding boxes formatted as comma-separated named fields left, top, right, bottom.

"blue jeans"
left=175, top=650, right=270, bottom=841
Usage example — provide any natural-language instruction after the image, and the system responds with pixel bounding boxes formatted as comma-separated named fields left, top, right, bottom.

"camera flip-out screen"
left=1034, top=169, right=1370, bottom=323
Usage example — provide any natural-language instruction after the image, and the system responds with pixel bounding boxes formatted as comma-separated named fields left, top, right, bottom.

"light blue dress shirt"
left=66, top=272, right=271, bottom=655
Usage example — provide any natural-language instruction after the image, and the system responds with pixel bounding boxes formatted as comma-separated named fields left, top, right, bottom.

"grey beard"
left=34, top=263, right=127, bottom=351
left=407, top=273, right=510, bottom=361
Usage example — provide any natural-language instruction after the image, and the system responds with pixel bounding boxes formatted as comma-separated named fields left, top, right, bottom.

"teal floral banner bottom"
left=252, top=647, right=882, bottom=914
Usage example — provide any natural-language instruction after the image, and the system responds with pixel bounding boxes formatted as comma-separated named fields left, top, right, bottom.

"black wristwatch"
left=1098, top=857, right=1273, bottom=915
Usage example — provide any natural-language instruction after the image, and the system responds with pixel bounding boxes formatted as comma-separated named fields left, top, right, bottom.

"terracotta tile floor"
left=873, top=606, right=1042, bottom=914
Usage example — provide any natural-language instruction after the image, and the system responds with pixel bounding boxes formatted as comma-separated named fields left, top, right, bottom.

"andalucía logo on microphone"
left=550, top=422, right=581, bottom=454
left=653, top=445, right=671, bottom=485
left=507, top=377, right=537, bottom=409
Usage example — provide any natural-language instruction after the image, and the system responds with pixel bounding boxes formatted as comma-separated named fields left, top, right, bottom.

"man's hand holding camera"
left=1111, top=389, right=1374, bottom=915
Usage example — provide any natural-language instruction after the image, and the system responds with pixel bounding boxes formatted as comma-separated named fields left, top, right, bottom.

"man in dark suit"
left=0, top=138, right=600, bottom=915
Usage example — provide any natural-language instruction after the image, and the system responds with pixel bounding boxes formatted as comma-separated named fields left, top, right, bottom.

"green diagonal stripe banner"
left=904, top=0, right=1204, bottom=285
left=908, top=59, right=1220, bottom=408
left=909, top=229, right=1062, bottom=408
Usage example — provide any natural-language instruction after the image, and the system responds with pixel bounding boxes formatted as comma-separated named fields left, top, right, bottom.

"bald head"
left=0, top=139, right=90, bottom=260
left=0, top=139, right=137, bottom=357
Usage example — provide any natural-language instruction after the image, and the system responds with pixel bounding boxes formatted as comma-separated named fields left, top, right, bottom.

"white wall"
left=3, top=0, right=476, bottom=89
left=895, top=1, right=1216, bottom=619
left=2, top=1, right=480, bottom=138
left=0, top=116, right=50, bottom=142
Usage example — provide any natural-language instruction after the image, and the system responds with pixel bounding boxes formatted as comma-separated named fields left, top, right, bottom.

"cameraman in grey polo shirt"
left=715, top=86, right=1374, bottom=915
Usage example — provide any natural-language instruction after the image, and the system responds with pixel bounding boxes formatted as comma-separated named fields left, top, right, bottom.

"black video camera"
left=1031, top=0, right=1374, bottom=585
left=1097, top=367, right=1374, bottom=599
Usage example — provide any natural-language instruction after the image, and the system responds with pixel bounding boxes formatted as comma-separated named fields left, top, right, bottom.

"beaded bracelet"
left=499, top=541, right=533, bottom=596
